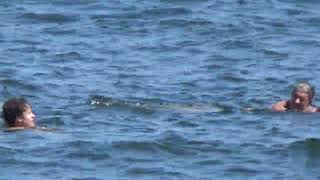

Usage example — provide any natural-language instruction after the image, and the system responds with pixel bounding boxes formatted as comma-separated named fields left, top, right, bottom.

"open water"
left=1, top=0, right=320, bottom=179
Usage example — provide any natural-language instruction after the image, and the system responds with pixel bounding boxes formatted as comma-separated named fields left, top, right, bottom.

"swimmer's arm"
left=271, top=100, right=288, bottom=112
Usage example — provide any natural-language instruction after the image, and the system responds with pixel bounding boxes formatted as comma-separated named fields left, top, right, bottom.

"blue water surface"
left=1, top=0, right=320, bottom=179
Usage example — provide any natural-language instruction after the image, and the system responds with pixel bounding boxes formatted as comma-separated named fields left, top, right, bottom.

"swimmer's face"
left=290, top=89, right=311, bottom=111
left=18, top=105, right=36, bottom=128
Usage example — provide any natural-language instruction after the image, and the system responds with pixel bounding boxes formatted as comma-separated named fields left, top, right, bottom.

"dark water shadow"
left=289, top=138, right=320, bottom=179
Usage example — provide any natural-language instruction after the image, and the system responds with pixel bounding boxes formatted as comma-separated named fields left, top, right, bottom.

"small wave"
left=66, top=150, right=111, bottom=161
left=89, top=95, right=223, bottom=113
left=90, top=7, right=191, bottom=21
left=13, top=39, right=41, bottom=45
left=111, top=138, right=196, bottom=157
left=112, top=141, right=160, bottom=153
left=126, top=166, right=190, bottom=179
left=141, top=7, right=191, bottom=18
left=0, top=79, right=40, bottom=92
left=163, top=103, right=223, bottom=113
left=72, top=177, right=102, bottom=180
left=126, top=167, right=164, bottom=175
left=0, top=145, right=17, bottom=155
left=40, top=115, right=65, bottom=126
left=72, top=178, right=102, bottom=180
left=65, top=140, right=111, bottom=161
left=111, top=131, right=229, bottom=157
left=195, top=159, right=223, bottom=165
left=157, top=131, right=231, bottom=155
left=124, top=157, right=157, bottom=163
left=159, top=18, right=212, bottom=29
left=260, top=48, right=289, bottom=58
left=54, top=51, right=82, bottom=60
left=20, top=12, right=79, bottom=23
left=42, top=27, right=77, bottom=35
left=174, top=120, right=199, bottom=128
left=218, top=72, right=247, bottom=83
left=52, top=0, right=99, bottom=6
left=224, top=165, right=260, bottom=176
left=90, top=95, right=152, bottom=113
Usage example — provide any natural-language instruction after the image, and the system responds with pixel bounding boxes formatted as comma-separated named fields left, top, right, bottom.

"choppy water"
left=1, top=0, right=320, bottom=179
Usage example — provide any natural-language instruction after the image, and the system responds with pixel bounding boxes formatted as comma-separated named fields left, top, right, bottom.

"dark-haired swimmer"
left=272, top=82, right=319, bottom=112
left=2, top=98, right=36, bottom=130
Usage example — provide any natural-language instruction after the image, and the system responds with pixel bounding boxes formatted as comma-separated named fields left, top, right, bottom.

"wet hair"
left=291, top=82, right=315, bottom=103
left=2, top=98, right=29, bottom=127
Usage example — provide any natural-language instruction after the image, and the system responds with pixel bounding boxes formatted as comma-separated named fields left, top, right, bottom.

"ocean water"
left=1, top=0, right=320, bottom=179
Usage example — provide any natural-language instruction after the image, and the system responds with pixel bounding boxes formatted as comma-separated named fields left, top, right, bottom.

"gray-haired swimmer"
left=2, top=98, right=56, bottom=132
left=272, top=82, right=319, bottom=112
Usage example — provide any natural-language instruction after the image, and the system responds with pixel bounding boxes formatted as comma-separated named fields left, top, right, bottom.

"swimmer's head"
left=291, top=82, right=315, bottom=102
left=2, top=98, right=36, bottom=128
left=290, top=82, right=315, bottom=111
